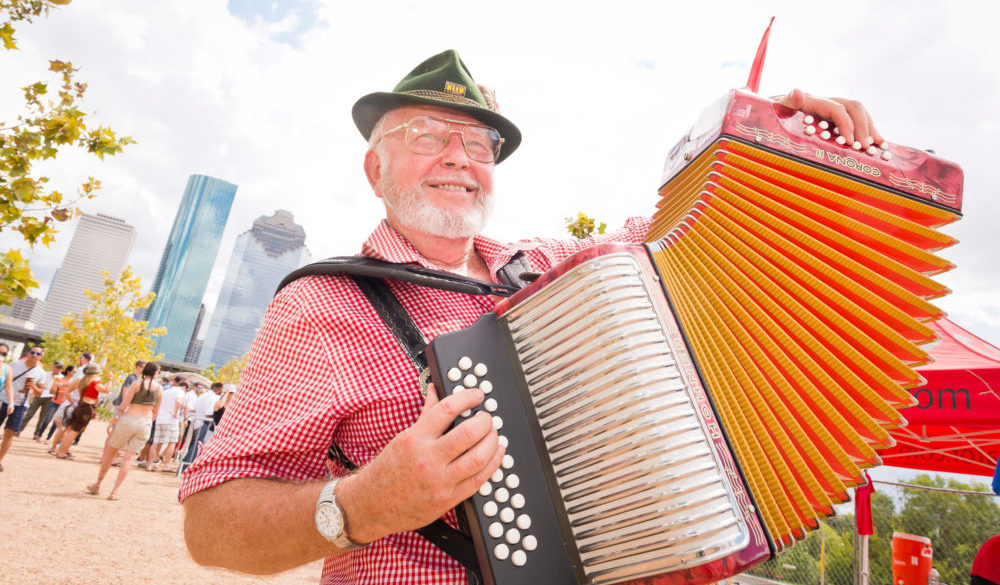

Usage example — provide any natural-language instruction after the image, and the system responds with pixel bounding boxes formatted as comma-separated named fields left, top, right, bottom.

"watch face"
left=316, top=504, right=344, bottom=538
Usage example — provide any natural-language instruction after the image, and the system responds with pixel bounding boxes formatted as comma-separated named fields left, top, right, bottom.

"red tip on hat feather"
left=746, top=16, right=775, bottom=93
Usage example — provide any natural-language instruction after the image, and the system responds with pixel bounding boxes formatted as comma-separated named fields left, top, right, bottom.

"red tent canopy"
left=878, top=318, right=1000, bottom=477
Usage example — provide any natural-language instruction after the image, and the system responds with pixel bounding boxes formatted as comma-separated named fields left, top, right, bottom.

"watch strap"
left=317, top=478, right=367, bottom=551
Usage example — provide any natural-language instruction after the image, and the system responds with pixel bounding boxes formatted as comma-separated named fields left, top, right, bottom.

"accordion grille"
left=645, top=138, right=960, bottom=547
left=503, top=254, right=752, bottom=584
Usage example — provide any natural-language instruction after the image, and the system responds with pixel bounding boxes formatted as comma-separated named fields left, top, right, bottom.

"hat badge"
left=444, top=81, right=467, bottom=97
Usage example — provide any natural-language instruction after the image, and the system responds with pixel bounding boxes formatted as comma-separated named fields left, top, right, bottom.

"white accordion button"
left=489, top=522, right=504, bottom=539
left=511, top=493, right=525, bottom=509
left=499, top=507, right=515, bottom=523
left=452, top=385, right=464, bottom=394
left=479, top=380, right=493, bottom=394
left=492, top=416, right=503, bottom=430
left=463, top=374, right=477, bottom=388
left=866, top=145, right=878, bottom=156
left=458, top=356, right=472, bottom=370
left=502, top=454, right=514, bottom=469
left=491, top=469, right=503, bottom=483
left=516, top=514, right=531, bottom=530
left=474, top=363, right=488, bottom=377
left=483, top=501, right=498, bottom=517
left=497, top=435, right=508, bottom=448
left=522, top=535, right=537, bottom=551
left=494, top=543, right=510, bottom=561
left=881, top=150, right=893, bottom=161
left=879, top=141, right=889, bottom=149
left=484, top=398, right=498, bottom=413
left=804, top=125, right=816, bottom=135
left=818, top=120, right=829, bottom=130
left=512, top=550, right=527, bottom=567
left=803, top=115, right=814, bottom=124
left=835, top=135, right=847, bottom=145
left=461, top=409, right=472, bottom=418
left=479, top=482, right=492, bottom=496
left=852, top=140, right=863, bottom=150
left=447, top=368, right=461, bottom=382
left=495, top=487, right=510, bottom=503
left=505, top=528, right=521, bottom=544
left=833, top=126, right=840, bottom=135
left=820, top=130, right=831, bottom=140
left=505, top=474, right=520, bottom=489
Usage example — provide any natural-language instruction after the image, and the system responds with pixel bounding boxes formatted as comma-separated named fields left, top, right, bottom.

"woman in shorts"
left=85, top=362, right=162, bottom=500
left=54, top=364, right=106, bottom=459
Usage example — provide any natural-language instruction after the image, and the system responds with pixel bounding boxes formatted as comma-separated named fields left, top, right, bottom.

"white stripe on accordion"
left=503, top=253, right=751, bottom=583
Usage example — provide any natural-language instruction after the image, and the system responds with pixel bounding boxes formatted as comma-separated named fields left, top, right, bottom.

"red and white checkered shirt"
left=180, top=217, right=651, bottom=585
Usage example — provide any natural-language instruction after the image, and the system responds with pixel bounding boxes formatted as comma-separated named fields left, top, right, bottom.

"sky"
left=1, top=0, right=997, bottom=486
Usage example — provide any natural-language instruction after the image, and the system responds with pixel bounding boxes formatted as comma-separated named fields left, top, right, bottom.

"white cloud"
left=1, top=0, right=997, bottom=352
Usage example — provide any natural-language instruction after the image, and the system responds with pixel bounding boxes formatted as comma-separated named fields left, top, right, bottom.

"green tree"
left=895, top=474, right=1000, bottom=584
left=564, top=212, right=606, bottom=239
left=42, top=266, right=164, bottom=392
left=1, top=0, right=133, bottom=307
left=216, top=353, right=246, bottom=387
left=200, top=363, right=218, bottom=383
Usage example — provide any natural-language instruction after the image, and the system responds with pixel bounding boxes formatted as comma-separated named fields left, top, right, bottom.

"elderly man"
left=181, top=50, right=882, bottom=583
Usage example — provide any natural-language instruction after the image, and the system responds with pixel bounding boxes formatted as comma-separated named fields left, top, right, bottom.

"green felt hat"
left=352, top=50, right=521, bottom=163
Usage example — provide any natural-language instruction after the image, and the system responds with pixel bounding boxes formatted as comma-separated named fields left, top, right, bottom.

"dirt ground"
left=0, top=419, right=324, bottom=585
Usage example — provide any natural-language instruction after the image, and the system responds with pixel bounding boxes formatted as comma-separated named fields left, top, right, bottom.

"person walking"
left=181, top=382, right=222, bottom=468
left=54, top=364, right=106, bottom=459
left=0, top=343, right=14, bottom=471
left=0, top=345, right=46, bottom=471
left=148, top=376, right=184, bottom=473
left=41, top=365, right=75, bottom=442
left=86, top=362, right=162, bottom=500
left=20, top=362, right=61, bottom=440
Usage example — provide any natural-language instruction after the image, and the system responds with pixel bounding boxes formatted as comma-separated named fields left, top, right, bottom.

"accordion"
left=426, top=89, right=963, bottom=585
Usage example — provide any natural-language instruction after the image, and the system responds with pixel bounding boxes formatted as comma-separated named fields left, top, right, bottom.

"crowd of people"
left=0, top=344, right=232, bottom=499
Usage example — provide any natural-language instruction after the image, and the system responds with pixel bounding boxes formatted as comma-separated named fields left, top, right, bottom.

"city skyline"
left=199, top=209, right=310, bottom=368
left=142, top=174, right=238, bottom=362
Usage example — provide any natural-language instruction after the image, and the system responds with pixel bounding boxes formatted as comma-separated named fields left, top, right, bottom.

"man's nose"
left=440, top=130, right=470, bottom=168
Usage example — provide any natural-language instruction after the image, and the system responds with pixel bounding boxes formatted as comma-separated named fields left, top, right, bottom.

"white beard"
left=379, top=170, right=494, bottom=239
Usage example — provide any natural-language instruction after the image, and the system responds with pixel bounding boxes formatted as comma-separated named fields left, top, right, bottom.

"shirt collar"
left=361, top=219, right=523, bottom=278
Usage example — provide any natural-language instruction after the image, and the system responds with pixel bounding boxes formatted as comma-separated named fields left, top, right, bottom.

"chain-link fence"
left=742, top=474, right=999, bottom=585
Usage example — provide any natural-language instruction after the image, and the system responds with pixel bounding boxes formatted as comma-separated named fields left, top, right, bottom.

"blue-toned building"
left=144, top=174, right=237, bottom=362
left=199, top=210, right=310, bottom=367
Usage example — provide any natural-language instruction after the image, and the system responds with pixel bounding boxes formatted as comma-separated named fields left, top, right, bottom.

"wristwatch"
left=315, top=478, right=367, bottom=551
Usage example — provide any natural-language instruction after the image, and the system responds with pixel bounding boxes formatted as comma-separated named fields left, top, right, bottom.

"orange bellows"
left=645, top=138, right=960, bottom=549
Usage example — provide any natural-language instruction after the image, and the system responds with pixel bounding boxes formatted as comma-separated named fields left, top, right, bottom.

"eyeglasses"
left=377, top=115, right=503, bottom=164
left=29, top=351, right=43, bottom=356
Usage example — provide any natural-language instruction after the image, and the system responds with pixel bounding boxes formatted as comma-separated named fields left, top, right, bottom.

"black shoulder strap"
left=326, top=275, right=481, bottom=580
left=351, top=275, right=428, bottom=372
left=276, top=256, right=518, bottom=298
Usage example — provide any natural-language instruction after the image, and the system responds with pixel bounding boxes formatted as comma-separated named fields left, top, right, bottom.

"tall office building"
left=37, top=213, right=136, bottom=334
left=144, top=174, right=237, bottom=362
left=200, top=210, right=310, bottom=367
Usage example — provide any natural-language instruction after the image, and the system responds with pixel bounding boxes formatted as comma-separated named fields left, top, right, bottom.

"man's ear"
left=364, top=149, right=383, bottom=198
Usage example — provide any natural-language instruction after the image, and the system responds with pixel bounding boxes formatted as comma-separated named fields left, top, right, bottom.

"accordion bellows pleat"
left=645, top=132, right=960, bottom=550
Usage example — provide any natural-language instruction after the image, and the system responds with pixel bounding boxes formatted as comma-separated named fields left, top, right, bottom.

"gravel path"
left=0, top=419, right=323, bottom=585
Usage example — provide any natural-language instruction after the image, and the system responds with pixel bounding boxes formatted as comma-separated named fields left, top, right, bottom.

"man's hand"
left=775, top=88, right=885, bottom=149
left=338, top=384, right=504, bottom=544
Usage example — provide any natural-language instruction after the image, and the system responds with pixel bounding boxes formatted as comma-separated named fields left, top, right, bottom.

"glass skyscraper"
left=199, top=210, right=310, bottom=367
left=144, top=174, right=237, bottom=362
